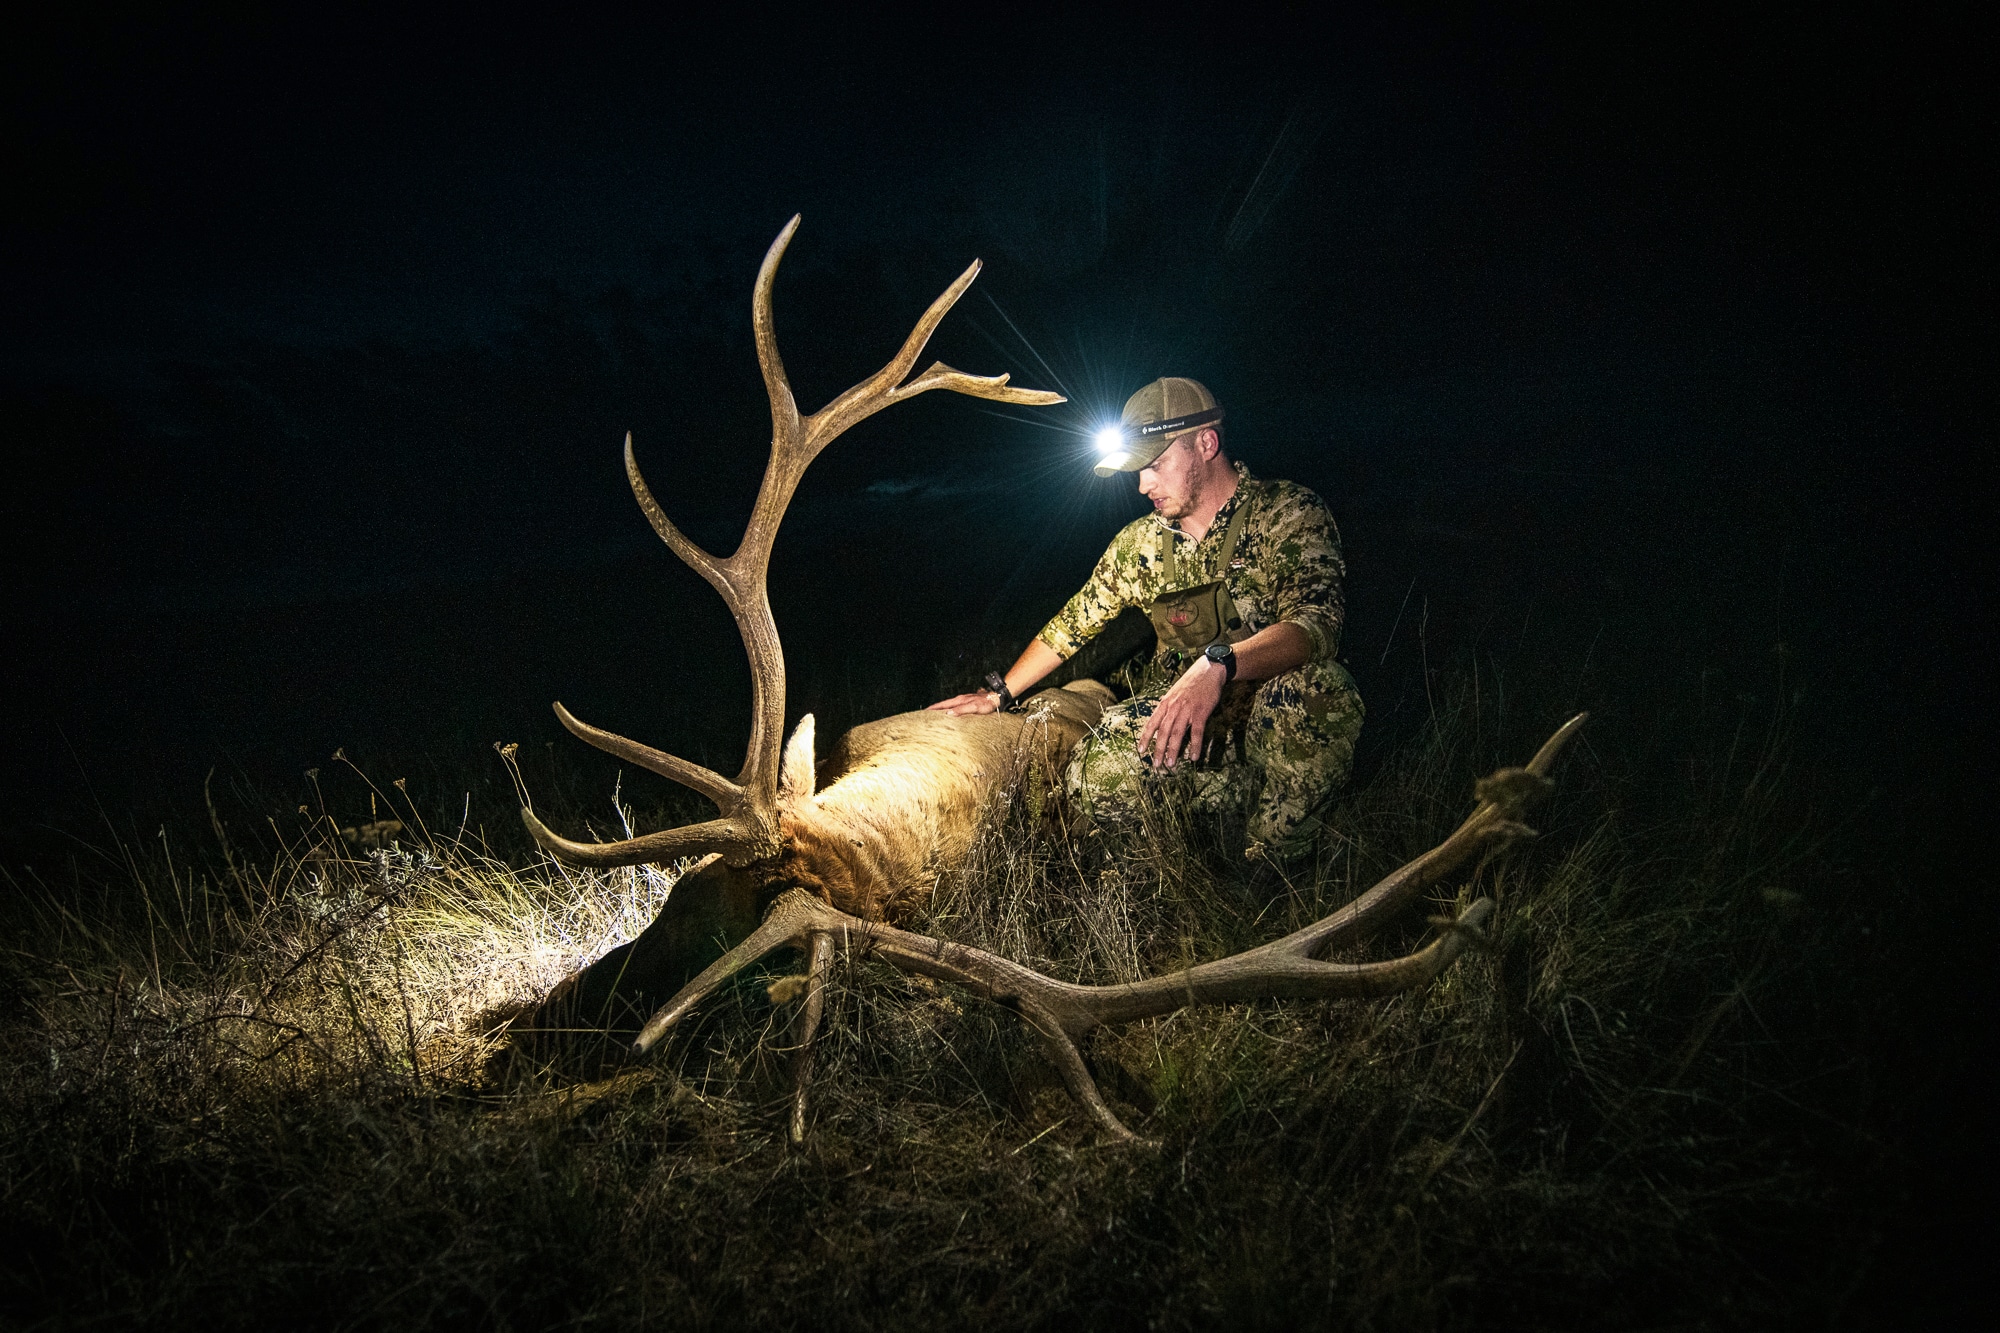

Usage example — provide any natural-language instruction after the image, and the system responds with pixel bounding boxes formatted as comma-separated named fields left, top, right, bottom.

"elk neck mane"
left=770, top=686, right=1110, bottom=919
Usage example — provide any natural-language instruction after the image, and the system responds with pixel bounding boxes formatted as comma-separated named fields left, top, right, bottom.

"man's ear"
left=1197, top=426, right=1222, bottom=460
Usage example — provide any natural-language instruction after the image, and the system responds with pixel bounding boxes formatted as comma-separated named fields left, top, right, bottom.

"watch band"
left=1204, top=642, right=1238, bottom=683
left=983, top=671, right=1016, bottom=711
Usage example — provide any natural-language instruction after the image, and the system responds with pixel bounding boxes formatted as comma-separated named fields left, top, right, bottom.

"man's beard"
left=1158, top=472, right=1203, bottom=523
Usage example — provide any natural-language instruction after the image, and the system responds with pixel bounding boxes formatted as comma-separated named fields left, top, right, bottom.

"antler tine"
left=1280, top=712, right=1588, bottom=959
left=548, top=702, right=741, bottom=809
left=787, top=930, right=835, bottom=1146
left=897, top=363, right=1066, bottom=405
left=877, top=259, right=981, bottom=392
left=625, top=434, right=728, bottom=591
left=1526, top=710, right=1590, bottom=776
left=519, top=808, right=771, bottom=869
left=753, top=214, right=807, bottom=466
left=801, top=258, right=979, bottom=454
left=802, top=258, right=1068, bottom=457
left=631, top=891, right=833, bottom=1053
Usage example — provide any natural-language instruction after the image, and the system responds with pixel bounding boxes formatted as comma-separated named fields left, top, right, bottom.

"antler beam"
left=520, top=216, right=1062, bottom=867
left=629, top=714, right=1588, bottom=1144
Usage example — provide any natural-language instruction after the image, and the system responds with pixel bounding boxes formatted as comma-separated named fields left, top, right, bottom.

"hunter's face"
left=1137, top=430, right=1208, bottom=522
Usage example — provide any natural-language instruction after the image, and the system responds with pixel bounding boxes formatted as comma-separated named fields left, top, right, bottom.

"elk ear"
left=780, top=714, right=817, bottom=802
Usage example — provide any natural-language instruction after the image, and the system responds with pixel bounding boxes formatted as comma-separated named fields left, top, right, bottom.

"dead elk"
left=502, top=215, right=1587, bottom=1144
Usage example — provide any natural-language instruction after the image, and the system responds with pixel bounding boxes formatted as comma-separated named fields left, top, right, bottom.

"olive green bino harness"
left=1147, top=486, right=1256, bottom=657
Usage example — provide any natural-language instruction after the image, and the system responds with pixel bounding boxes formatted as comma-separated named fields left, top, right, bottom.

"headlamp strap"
left=1130, top=406, right=1224, bottom=441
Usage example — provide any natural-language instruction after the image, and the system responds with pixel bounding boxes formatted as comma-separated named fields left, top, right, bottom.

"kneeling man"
left=931, top=377, right=1363, bottom=860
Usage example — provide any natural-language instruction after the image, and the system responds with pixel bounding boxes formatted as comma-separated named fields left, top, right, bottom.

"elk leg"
left=788, top=930, right=835, bottom=1146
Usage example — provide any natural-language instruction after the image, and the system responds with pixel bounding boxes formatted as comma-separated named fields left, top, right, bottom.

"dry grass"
left=0, top=674, right=1904, bottom=1330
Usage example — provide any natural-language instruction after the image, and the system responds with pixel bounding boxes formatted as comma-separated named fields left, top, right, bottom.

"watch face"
left=1206, top=644, right=1231, bottom=662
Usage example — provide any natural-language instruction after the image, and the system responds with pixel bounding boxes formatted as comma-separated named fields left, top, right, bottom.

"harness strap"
left=1217, top=484, right=1255, bottom=570
left=1163, top=482, right=1256, bottom=588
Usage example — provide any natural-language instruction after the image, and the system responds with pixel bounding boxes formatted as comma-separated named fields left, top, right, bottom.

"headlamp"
left=1090, top=406, right=1226, bottom=477
left=1092, top=423, right=1143, bottom=476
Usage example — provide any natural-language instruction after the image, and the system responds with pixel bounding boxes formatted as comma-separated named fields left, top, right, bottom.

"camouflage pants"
left=1064, top=664, right=1364, bottom=859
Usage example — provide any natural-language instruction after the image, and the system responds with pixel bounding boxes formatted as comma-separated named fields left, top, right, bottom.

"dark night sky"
left=0, top=8, right=1989, bottom=846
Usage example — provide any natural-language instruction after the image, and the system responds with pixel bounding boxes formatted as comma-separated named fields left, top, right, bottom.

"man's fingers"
left=1155, top=710, right=1188, bottom=769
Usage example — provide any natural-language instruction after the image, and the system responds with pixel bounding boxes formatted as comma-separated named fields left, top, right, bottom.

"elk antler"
left=520, top=216, right=1064, bottom=867
left=628, top=713, right=1588, bottom=1144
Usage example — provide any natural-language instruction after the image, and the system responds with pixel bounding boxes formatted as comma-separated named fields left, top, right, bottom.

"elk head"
left=505, top=218, right=1085, bottom=1067
left=515, top=214, right=1064, bottom=874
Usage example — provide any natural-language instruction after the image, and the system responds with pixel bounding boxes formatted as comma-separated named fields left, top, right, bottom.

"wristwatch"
left=1203, top=642, right=1237, bottom=683
left=983, top=671, right=1016, bottom=711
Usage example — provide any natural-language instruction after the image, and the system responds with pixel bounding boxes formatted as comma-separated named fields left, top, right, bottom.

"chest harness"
left=1147, top=485, right=1256, bottom=656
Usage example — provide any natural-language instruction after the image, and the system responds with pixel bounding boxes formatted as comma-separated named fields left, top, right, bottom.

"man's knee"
left=1066, top=695, right=1252, bottom=826
left=1067, top=680, right=1361, bottom=856
left=1242, top=675, right=1364, bottom=856
left=1064, top=698, right=1151, bottom=814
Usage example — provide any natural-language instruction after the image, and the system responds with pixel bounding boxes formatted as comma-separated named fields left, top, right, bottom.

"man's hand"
left=928, top=690, right=1001, bottom=717
left=928, top=640, right=1064, bottom=719
left=1136, top=658, right=1227, bottom=769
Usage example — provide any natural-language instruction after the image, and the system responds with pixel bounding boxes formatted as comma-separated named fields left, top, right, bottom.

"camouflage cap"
left=1092, top=377, right=1224, bottom=477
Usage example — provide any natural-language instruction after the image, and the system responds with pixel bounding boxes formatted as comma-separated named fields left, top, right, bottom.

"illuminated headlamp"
left=1090, top=406, right=1225, bottom=477
left=1092, top=424, right=1141, bottom=476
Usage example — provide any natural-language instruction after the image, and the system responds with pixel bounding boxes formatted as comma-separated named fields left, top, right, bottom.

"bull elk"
left=508, top=216, right=1586, bottom=1145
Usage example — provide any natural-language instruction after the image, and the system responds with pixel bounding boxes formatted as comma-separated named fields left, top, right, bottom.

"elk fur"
left=776, top=684, right=1109, bottom=917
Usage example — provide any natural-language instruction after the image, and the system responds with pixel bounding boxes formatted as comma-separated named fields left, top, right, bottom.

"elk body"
left=521, top=685, right=1111, bottom=1056
left=510, top=217, right=1585, bottom=1144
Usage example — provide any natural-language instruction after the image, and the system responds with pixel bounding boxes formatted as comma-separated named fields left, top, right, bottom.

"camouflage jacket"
left=1038, top=464, right=1348, bottom=689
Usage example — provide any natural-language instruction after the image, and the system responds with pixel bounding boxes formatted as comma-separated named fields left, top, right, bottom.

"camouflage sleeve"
left=1037, top=522, right=1149, bottom=659
left=1256, top=483, right=1347, bottom=665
